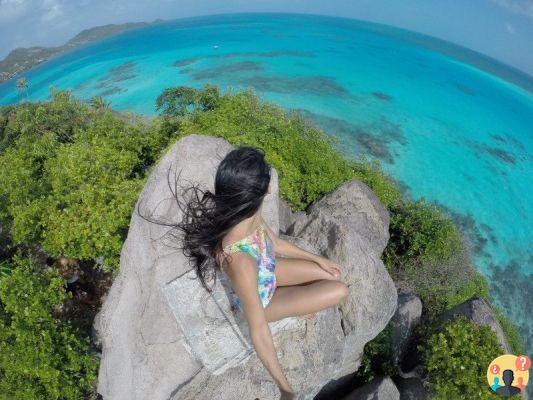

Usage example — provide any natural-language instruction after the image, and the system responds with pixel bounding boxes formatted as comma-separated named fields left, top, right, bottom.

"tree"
left=89, top=95, right=112, bottom=111
left=15, top=77, right=29, bottom=103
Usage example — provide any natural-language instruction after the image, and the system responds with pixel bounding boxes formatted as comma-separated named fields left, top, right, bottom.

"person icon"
left=491, top=376, right=501, bottom=391
left=516, top=377, right=525, bottom=390
left=496, top=369, right=521, bottom=396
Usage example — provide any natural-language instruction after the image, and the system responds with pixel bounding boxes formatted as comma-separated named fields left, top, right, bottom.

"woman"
left=164, top=145, right=349, bottom=399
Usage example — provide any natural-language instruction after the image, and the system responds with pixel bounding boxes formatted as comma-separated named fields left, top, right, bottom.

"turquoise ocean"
left=1, top=13, right=532, bottom=353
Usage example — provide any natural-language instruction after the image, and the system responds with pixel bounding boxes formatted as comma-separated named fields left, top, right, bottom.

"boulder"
left=395, top=377, right=428, bottom=400
left=94, top=134, right=397, bottom=400
left=290, top=179, right=390, bottom=257
left=341, top=376, right=400, bottom=400
left=287, top=206, right=397, bottom=378
left=437, top=296, right=511, bottom=353
left=391, top=293, right=422, bottom=365
left=278, top=198, right=294, bottom=233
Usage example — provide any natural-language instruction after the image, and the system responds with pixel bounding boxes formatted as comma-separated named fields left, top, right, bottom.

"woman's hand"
left=314, top=256, right=342, bottom=279
left=279, top=388, right=296, bottom=400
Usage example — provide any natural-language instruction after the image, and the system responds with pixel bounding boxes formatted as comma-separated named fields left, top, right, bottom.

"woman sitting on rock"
left=173, top=145, right=349, bottom=400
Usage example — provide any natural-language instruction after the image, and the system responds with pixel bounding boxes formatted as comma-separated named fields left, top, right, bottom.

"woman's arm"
left=225, top=252, right=294, bottom=394
left=261, top=216, right=320, bottom=262
left=261, top=216, right=342, bottom=278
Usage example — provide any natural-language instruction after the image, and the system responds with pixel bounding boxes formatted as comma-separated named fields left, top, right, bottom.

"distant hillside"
left=0, top=19, right=166, bottom=84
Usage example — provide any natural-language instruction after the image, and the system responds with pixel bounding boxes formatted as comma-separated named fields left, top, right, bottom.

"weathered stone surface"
left=94, top=134, right=397, bottom=400
left=391, top=293, right=422, bottom=365
left=396, top=377, right=428, bottom=400
left=341, top=376, right=400, bottom=400
left=289, top=207, right=397, bottom=377
left=438, top=296, right=511, bottom=353
left=279, top=198, right=294, bottom=233
left=291, top=179, right=390, bottom=257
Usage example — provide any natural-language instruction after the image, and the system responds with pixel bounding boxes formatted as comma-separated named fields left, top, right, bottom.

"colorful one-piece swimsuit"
left=222, top=224, right=277, bottom=310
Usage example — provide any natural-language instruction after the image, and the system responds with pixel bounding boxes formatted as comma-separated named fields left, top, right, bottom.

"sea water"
left=1, top=13, right=532, bottom=355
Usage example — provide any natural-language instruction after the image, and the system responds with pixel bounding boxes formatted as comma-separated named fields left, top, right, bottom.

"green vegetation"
left=384, top=199, right=463, bottom=269
left=0, top=88, right=172, bottom=271
left=383, top=199, right=490, bottom=315
left=0, top=254, right=98, bottom=400
left=355, top=324, right=396, bottom=383
left=0, top=84, right=525, bottom=398
left=420, top=317, right=504, bottom=400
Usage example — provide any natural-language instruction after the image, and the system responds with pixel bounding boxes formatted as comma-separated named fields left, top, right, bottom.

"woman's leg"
left=264, top=279, right=349, bottom=322
left=273, top=257, right=345, bottom=320
left=274, top=257, right=340, bottom=286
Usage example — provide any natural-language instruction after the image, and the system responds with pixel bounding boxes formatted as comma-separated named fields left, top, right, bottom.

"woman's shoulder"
left=220, top=250, right=257, bottom=283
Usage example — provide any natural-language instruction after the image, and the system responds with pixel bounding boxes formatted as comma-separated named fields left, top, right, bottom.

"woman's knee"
left=334, top=281, right=349, bottom=303
left=323, top=280, right=349, bottom=304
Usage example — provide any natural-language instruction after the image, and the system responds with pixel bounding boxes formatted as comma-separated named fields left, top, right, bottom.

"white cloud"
left=491, top=0, right=533, bottom=19
left=40, top=0, right=64, bottom=22
left=0, top=0, right=33, bottom=24
left=505, top=22, right=516, bottom=33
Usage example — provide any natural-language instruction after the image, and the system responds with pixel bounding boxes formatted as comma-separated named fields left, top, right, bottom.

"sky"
left=0, top=0, right=532, bottom=76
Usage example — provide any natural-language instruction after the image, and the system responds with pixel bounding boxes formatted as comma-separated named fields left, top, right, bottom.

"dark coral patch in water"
left=190, top=61, right=263, bottom=80
left=174, top=50, right=314, bottom=66
left=488, top=259, right=533, bottom=353
left=173, top=58, right=199, bottom=67
left=108, top=61, right=136, bottom=74
left=73, top=81, right=89, bottom=91
left=293, top=109, right=406, bottom=164
left=94, top=61, right=137, bottom=90
left=239, top=75, right=348, bottom=98
left=435, top=202, right=490, bottom=258
left=372, top=91, right=393, bottom=101
left=455, top=82, right=476, bottom=96
left=96, top=87, right=127, bottom=97
left=464, top=140, right=516, bottom=165
left=490, top=132, right=526, bottom=152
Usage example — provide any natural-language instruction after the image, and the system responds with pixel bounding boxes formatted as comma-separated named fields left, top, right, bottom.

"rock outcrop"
left=94, top=134, right=397, bottom=400
left=341, top=376, right=400, bottom=400
left=289, top=179, right=390, bottom=257
left=390, top=292, right=422, bottom=365
left=395, top=377, right=428, bottom=400
left=438, top=296, right=511, bottom=353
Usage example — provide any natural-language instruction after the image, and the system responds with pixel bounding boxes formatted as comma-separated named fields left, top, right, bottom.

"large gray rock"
left=94, top=134, right=397, bottom=400
left=438, top=296, right=511, bottom=353
left=289, top=206, right=397, bottom=377
left=291, top=179, right=390, bottom=257
left=396, top=377, right=428, bottom=400
left=391, top=293, right=422, bottom=366
left=342, top=376, right=400, bottom=400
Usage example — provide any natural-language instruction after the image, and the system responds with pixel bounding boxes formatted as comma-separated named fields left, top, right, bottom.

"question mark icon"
left=515, top=355, right=531, bottom=371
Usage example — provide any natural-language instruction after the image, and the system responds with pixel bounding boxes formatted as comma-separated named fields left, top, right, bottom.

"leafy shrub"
left=155, top=84, right=221, bottom=116
left=420, top=317, right=503, bottom=400
left=382, top=199, right=489, bottom=315
left=384, top=198, right=463, bottom=269
left=411, top=249, right=490, bottom=315
left=0, top=88, right=171, bottom=271
left=354, top=324, right=396, bottom=384
left=0, top=254, right=98, bottom=399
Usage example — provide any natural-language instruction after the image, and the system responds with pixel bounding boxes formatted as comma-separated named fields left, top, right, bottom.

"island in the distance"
left=0, top=19, right=166, bottom=83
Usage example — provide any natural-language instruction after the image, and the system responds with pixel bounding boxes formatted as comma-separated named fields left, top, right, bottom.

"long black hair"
left=136, top=145, right=272, bottom=293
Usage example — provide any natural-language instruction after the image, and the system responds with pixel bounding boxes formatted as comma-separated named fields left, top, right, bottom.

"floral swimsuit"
left=222, top=223, right=277, bottom=311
